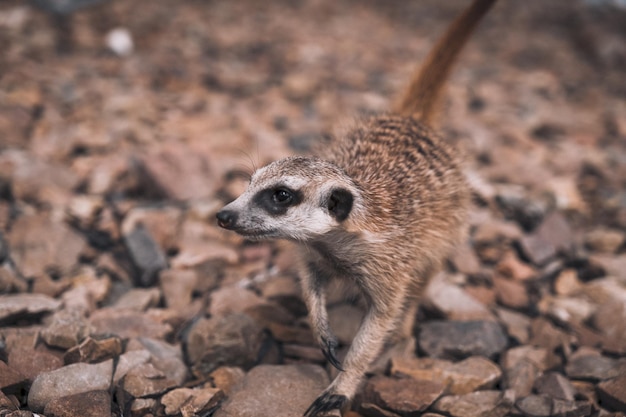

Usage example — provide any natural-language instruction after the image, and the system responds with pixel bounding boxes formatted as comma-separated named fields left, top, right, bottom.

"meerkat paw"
left=303, top=390, right=348, bottom=417
left=320, top=336, right=344, bottom=371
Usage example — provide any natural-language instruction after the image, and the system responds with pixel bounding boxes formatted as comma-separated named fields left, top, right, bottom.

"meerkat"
left=216, top=0, right=497, bottom=415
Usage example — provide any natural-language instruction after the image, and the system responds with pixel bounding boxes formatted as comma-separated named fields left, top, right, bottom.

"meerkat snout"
left=216, top=210, right=237, bottom=229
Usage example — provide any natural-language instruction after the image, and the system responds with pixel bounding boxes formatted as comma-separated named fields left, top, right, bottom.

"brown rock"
left=283, top=344, right=326, bottom=363
left=5, top=331, right=64, bottom=381
left=534, top=372, right=576, bottom=401
left=121, top=206, right=183, bottom=252
left=130, top=398, right=157, bottom=417
left=209, top=367, right=245, bottom=395
left=592, top=300, right=626, bottom=351
left=493, top=276, right=529, bottom=309
left=529, top=317, right=573, bottom=351
left=161, top=387, right=224, bottom=417
left=391, top=356, right=502, bottom=395
left=496, top=251, right=536, bottom=281
left=208, top=285, right=264, bottom=317
left=432, top=390, right=513, bottom=417
left=419, top=320, right=508, bottom=360
left=565, top=354, right=621, bottom=381
left=597, top=374, right=626, bottom=412
left=585, top=228, right=624, bottom=253
left=89, top=308, right=173, bottom=340
left=8, top=213, right=86, bottom=279
left=123, top=224, right=168, bottom=287
left=159, top=269, right=197, bottom=310
left=502, top=346, right=552, bottom=372
left=137, top=143, right=218, bottom=201
left=112, top=350, right=152, bottom=384
left=518, top=234, right=556, bottom=266
left=214, top=364, right=329, bottom=417
left=502, top=359, right=539, bottom=398
left=450, top=242, right=482, bottom=275
left=114, top=288, right=161, bottom=311
left=363, top=375, right=445, bottom=415
left=423, top=274, right=494, bottom=321
left=186, top=313, right=265, bottom=377
left=536, top=211, right=574, bottom=253
left=538, top=295, right=596, bottom=326
left=553, top=269, right=583, bottom=296
left=496, top=308, right=531, bottom=344
left=120, top=363, right=177, bottom=398
left=64, top=336, right=123, bottom=364
left=40, top=309, right=91, bottom=350
left=44, top=390, right=111, bottom=417
left=133, top=337, right=188, bottom=385
left=359, top=402, right=401, bottom=417
left=266, top=322, right=315, bottom=345
left=0, top=293, right=61, bottom=325
left=0, top=361, right=27, bottom=396
left=27, top=360, right=113, bottom=412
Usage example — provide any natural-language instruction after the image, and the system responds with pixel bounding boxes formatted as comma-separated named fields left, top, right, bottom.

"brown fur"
left=216, top=1, right=497, bottom=415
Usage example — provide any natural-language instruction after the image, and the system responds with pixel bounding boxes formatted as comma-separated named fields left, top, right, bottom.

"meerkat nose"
left=216, top=210, right=238, bottom=229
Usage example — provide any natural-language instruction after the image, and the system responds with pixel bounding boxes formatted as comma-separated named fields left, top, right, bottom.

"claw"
left=320, top=337, right=344, bottom=371
left=303, top=392, right=348, bottom=417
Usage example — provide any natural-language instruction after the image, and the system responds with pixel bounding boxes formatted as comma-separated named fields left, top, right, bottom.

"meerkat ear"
left=327, top=188, right=353, bottom=222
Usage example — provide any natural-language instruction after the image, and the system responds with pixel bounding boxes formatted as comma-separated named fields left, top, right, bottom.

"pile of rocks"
left=1, top=0, right=626, bottom=416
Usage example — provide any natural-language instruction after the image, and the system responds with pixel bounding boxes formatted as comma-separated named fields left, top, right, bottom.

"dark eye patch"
left=253, top=186, right=303, bottom=215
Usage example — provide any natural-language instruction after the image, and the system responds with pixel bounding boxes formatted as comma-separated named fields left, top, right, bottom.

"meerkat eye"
left=272, top=189, right=293, bottom=205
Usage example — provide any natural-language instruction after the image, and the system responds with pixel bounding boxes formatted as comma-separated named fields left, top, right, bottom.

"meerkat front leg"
left=299, top=262, right=344, bottom=371
left=304, top=278, right=407, bottom=417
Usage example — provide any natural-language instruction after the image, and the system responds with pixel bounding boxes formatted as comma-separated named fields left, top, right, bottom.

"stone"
left=515, top=395, right=592, bottom=417
left=214, top=364, right=329, bottom=417
left=0, top=265, right=27, bottom=294
left=121, top=206, right=183, bottom=252
left=44, top=390, right=111, bottom=417
left=134, top=337, right=188, bottom=384
left=597, top=374, right=626, bottom=412
left=8, top=213, right=86, bottom=278
left=283, top=344, right=326, bottom=363
left=159, top=269, right=197, bottom=310
left=186, top=313, right=265, bottom=377
left=534, top=372, right=576, bottom=401
left=89, top=308, right=173, bottom=340
left=585, top=228, right=624, bottom=253
left=359, top=402, right=402, bottom=417
left=328, top=304, right=364, bottom=345
left=432, top=390, right=513, bottom=417
left=5, top=337, right=64, bottom=381
left=423, top=275, right=494, bottom=321
left=209, top=367, right=245, bottom=395
left=161, top=387, right=224, bottom=417
left=137, top=143, right=217, bottom=201
left=114, top=288, right=161, bottom=311
left=362, top=375, right=445, bottom=415
left=535, top=212, right=574, bottom=252
left=391, top=356, right=502, bottom=395
left=553, top=269, right=583, bottom=296
left=496, top=251, right=536, bottom=281
left=119, top=363, right=177, bottom=398
left=529, top=317, right=573, bottom=351
left=0, top=361, right=27, bottom=396
left=0, top=293, right=61, bottom=325
left=502, top=346, right=552, bottom=372
left=208, top=285, right=264, bottom=317
left=28, top=360, right=113, bottom=412
left=130, top=398, right=157, bottom=417
left=450, top=242, right=482, bottom=275
left=496, top=308, right=531, bottom=343
left=515, top=394, right=553, bottom=417
left=40, top=309, right=91, bottom=349
left=112, top=349, right=152, bottom=383
left=502, top=359, right=538, bottom=398
left=583, top=277, right=626, bottom=306
left=123, top=224, right=168, bottom=287
left=493, top=276, right=529, bottom=309
left=518, top=234, right=556, bottom=266
left=565, top=353, right=621, bottom=381
left=64, top=336, right=123, bottom=364
left=418, top=320, right=508, bottom=360
left=592, top=300, right=626, bottom=351
left=266, top=322, right=315, bottom=345
left=538, top=295, right=596, bottom=326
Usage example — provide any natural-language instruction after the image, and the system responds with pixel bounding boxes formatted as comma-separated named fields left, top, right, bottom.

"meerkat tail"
left=395, top=0, right=497, bottom=125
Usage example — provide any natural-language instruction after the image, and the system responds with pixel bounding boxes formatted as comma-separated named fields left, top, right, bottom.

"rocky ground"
left=1, top=0, right=626, bottom=416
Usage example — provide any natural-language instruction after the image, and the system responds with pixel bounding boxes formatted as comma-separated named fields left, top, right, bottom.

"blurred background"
left=1, top=0, right=626, bottom=416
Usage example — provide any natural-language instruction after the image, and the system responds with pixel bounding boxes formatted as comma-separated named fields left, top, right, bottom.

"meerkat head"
left=216, top=156, right=359, bottom=241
